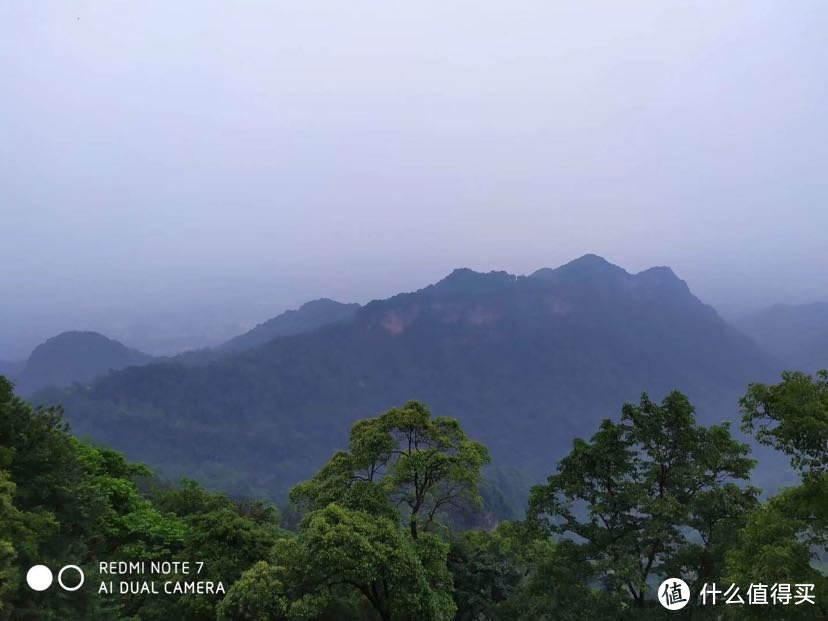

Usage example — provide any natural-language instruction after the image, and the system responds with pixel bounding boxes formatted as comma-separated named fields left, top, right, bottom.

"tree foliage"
left=264, top=505, right=456, bottom=621
left=0, top=376, right=283, bottom=620
left=528, top=391, right=758, bottom=611
left=724, top=370, right=828, bottom=619
left=268, top=401, right=491, bottom=619
left=291, top=400, right=490, bottom=539
left=3, top=371, right=827, bottom=620
left=739, top=370, right=827, bottom=551
left=741, top=370, right=828, bottom=479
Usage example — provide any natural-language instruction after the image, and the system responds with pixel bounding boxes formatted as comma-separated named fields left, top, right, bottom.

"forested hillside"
left=219, top=298, right=360, bottom=354
left=0, top=376, right=285, bottom=620
left=2, top=372, right=825, bottom=619
left=15, top=331, right=152, bottom=396
left=37, top=256, right=779, bottom=502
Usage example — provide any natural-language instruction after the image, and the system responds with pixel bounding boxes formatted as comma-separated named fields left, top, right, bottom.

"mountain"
left=37, top=256, right=779, bottom=502
left=219, top=298, right=360, bottom=353
left=15, top=331, right=152, bottom=395
left=11, top=300, right=360, bottom=396
left=734, top=303, right=828, bottom=374
left=165, top=298, right=361, bottom=366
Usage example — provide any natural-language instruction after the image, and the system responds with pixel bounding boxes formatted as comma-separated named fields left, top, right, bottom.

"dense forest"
left=33, top=258, right=782, bottom=505
left=1, top=370, right=825, bottom=619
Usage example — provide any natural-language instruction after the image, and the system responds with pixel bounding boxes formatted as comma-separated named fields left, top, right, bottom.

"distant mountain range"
left=30, top=255, right=782, bottom=503
left=220, top=298, right=360, bottom=353
left=11, top=331, right=152, bottom=395
left=734, top=303, right=828, bottom=374
left=5, top=299, right=361, bottom=395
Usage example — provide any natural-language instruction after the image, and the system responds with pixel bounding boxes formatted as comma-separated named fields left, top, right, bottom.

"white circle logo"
left=658, top=578, right=690, bottom=610
left=57, top=565, right=85, bottom=591
left=26, top=565, right=53, bottom=591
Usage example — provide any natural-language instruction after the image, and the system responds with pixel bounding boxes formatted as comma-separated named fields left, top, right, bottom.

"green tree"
left=0, top=377, right=284, bottom=621
left=499, top=538, right=623, bottom=621
left=292, top=400, right=490, bottom=539
left=447, top=520, right=623, bottom=621
left=448, top=527, right=525, bottom=620
left=127, top=479, right=284, bottom=621
left=0, top=375, right=107, bottom=619
left=724, top=494, right=828, bottom=620
left=217, top=560, right=291, bottom=621
left=528, top=392, right=757, bottom=612
left=723, top=371, right=828, bottom=619
left=73, top=442, right=186, bottom=560
left=739, top=369, right=827, bottom=550
left=741, top=370, right=827, bottom=479
left=224, top=504, right=456, bottom=621
left=0, top=470, right=31, bottom=616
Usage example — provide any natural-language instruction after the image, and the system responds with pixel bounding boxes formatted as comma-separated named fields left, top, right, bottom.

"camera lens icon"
left=26, top=565, right=84, bottom=592
left=26, top=565, right=53, bottom=591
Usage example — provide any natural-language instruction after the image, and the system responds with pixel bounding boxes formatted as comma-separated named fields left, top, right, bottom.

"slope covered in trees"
left=14, top=331, right=152, bottom=396
left=219, top=298, right=360, bottom=354
left=3, top=371, right=825, bottom=619
left=9, top=300, right=363, bottom=392
left=0, top=375, right=284, bottom=620
left=36, top=256, right=779, bottom=502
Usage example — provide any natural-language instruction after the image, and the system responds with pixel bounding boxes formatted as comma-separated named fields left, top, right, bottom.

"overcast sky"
left=2, top=1, right=827, bottom=358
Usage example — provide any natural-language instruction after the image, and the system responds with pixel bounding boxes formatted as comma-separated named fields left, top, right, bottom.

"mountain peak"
left=636, top=264, right=677, bottom=278
left=427, top=268, right=517, bottom=296
left=530, top=254, right=627, bottom=282
left=220, top=298, right=360, bottom=353
left=632, top=266, right=693, bottom=298
left=33, top=330, right=142, bottom=353
left=299, top=298, right=355, bottom=311
left=568, top=253, right=613, bottom=267
left=17, top=331, right=150, bottom=394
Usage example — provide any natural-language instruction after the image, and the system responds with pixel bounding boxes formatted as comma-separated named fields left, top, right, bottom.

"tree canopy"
left=528, top=391, right=758, bottom=611
left=291, top=400, right=491, bottom=539
left=741, top=370, right=828, bottom=479
left=2, top=373, right=826, bottom=620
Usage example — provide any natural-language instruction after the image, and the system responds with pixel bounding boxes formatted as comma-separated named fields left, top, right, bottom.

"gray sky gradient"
left=2, top=1, right=827, bottom=358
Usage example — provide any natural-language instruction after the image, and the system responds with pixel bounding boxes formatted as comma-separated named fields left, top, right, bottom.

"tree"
left=446, top=520, right=623, bottom=621
left=499, top=538, right=623, bottom=621
left=271, top=401, right=488, bottom=619
left=73, top=442, right=186, bottom=560
left=740, top=370, right=827, bottom=549
left=217, top=561, right=291, bottom=621
left=0, top=377, right=285, bottom=621
left=291, top=400, right=490, bottom=539
left=528, top=391, right=757, bottom=611
left=741, top=370, right=828, bottom=479
left=724, top=493, right=828, bottom=620
left=447, top=526, right=525, bottom=620
left=0, top=375, right=106, bottom=619
left=240, top=505, right=456, bottom=621
left=724, top=371, right=828, bottom=619
left=129, top=479, right=283, bottom=621
left=0, top=470, right=31, bottom=617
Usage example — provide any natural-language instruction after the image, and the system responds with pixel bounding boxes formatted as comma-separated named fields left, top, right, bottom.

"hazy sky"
left=2, top=1, right=827, bottom=358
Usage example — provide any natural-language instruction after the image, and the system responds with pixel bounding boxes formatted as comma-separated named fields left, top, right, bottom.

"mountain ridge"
left=10, top=299, right=364, bottom=391
left=32, top=256, right=780, bottom=502
left=15, top=330, right=152, bottom=395
left=219, top=298, right=360, bottom=354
